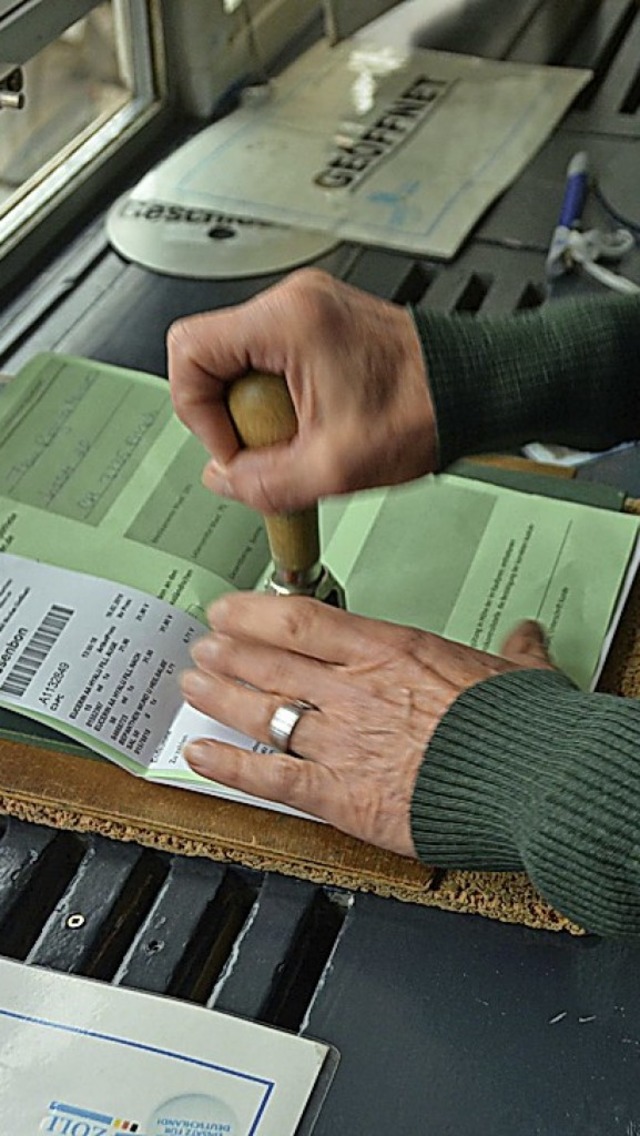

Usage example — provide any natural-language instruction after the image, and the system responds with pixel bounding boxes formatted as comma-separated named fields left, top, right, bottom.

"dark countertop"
left=1, top=3, right=639, bottom=1132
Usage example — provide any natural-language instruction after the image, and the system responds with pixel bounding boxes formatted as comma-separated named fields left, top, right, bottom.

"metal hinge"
left=0, top=64, right=24, bottom=110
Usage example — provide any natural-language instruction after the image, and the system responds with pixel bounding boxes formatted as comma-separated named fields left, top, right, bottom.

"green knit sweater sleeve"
left=412, top=293, right=640, bottom=467
left=411, top=670, right=640, bottom=938
left=408, top=294, right=640, bottom=937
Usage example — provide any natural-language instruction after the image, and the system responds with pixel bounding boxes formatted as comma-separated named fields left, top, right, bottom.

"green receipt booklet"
left=0, top=353, right=638, bottom=819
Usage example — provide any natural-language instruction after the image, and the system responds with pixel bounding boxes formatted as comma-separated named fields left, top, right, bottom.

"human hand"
left=167, top=268, right=437, bottom=513
left=179, top=594, right=554, bottom=857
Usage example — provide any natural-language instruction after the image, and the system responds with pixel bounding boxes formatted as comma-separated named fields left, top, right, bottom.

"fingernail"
left=179, top=669, right=208, bottom=699
left=530, top=621, right=550, bottom=648
left=183, top=740, right=209, bottom=768
left=189, top=637, right=212, bottom=666
left=188, top=636, right=206, bottom=663
left=207, top=594, right=230, bottom=628
left=204, top=461, right=232, bottom=497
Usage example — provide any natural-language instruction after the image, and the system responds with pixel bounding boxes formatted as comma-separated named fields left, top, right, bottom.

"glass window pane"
left=0, top=1, right=133, bottom=214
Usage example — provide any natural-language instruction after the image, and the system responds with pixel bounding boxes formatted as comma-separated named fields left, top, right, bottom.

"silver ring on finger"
left=268, top=699, right=316, bottom=756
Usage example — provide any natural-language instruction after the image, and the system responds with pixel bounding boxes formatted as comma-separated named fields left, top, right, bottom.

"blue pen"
left=546, top=151, right=589, bottom=277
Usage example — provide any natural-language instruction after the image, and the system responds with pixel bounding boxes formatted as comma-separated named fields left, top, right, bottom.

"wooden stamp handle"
left=227, top=373, right=320, bottom=577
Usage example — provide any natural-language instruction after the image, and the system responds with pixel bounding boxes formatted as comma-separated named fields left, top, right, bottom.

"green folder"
left=0, top=353, right=635, bottom=764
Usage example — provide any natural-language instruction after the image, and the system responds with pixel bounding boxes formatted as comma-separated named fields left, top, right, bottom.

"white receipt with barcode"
left=0, top=552, right=265, bottom=776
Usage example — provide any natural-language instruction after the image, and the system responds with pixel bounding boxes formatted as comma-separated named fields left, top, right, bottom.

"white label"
left=0, top=552, right=201, bottom=768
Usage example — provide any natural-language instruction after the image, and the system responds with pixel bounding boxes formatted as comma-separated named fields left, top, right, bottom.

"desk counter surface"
left=1, top=2, right=640, bottom=1132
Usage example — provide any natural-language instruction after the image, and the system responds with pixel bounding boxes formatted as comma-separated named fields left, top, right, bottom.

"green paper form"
left=0, top=352, right=637, bottom=807
left=0, top=353, right=272, bottom=624
left=323, top=477, right=640, bottom=690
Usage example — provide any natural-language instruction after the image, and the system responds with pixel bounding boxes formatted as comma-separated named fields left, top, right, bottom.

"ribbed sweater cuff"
left=411, top=669, right=640, bottom=937
left=411, top=294, right=640, bottom=468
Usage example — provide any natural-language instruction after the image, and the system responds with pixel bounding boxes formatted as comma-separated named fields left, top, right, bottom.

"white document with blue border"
left=108, top=39, right=590, bottom=260
left=0, top=957, right=334, bottom=1135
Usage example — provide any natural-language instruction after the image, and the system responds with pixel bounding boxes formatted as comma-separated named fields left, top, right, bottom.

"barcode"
left=0, top=604, right=74, bottom=698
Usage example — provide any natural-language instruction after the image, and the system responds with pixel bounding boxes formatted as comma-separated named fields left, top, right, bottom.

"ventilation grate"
left=392, top=262, right=437, bottom=306
left=0, top=828, right=88, bottom=961
left=515, top=282, right=546, bottom=311
left=563, top=0, right=640, bottom=134
left=453, top=272, right=493, bottom=313
left=619, top=63, right=640, bottom=116
left=507, top=0, right=605, bottom=66
left=166, top=867, right=260, bottom=1004
left=566, top=0, right=638, bottom=109
left=259, top=888, right=349, bottom=1031
left=0, top=816, right=348, bottom=1027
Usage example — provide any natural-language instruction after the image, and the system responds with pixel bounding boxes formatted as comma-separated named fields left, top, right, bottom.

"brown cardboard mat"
left=0, top=488, right=637, bottom=938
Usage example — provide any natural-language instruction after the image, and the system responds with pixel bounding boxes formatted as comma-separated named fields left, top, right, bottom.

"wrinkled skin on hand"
left=167, top=268, right=437, bottom=514
left=180, top=593, right=554, bottom=857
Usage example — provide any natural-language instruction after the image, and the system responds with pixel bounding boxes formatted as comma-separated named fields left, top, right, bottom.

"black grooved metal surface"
left=0, top=827, right=88, bottom=961
left=27, top=840, right=170, bottom=976
left=565, top=0, right=640, bottom=135
left=1, top=4, right=640, bottom=1133
left=211, top=876, right=349, bottom=1025
left=115, top=856, right=233, bottom=994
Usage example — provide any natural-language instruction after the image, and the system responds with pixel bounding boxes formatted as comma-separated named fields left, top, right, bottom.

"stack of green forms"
left=0, top=354, right=636, bottom=821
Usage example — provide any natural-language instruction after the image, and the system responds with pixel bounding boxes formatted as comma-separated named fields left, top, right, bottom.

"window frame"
left=0, top=0, right=169, bottom=284
left=0, top=0, right=326, bottom=291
